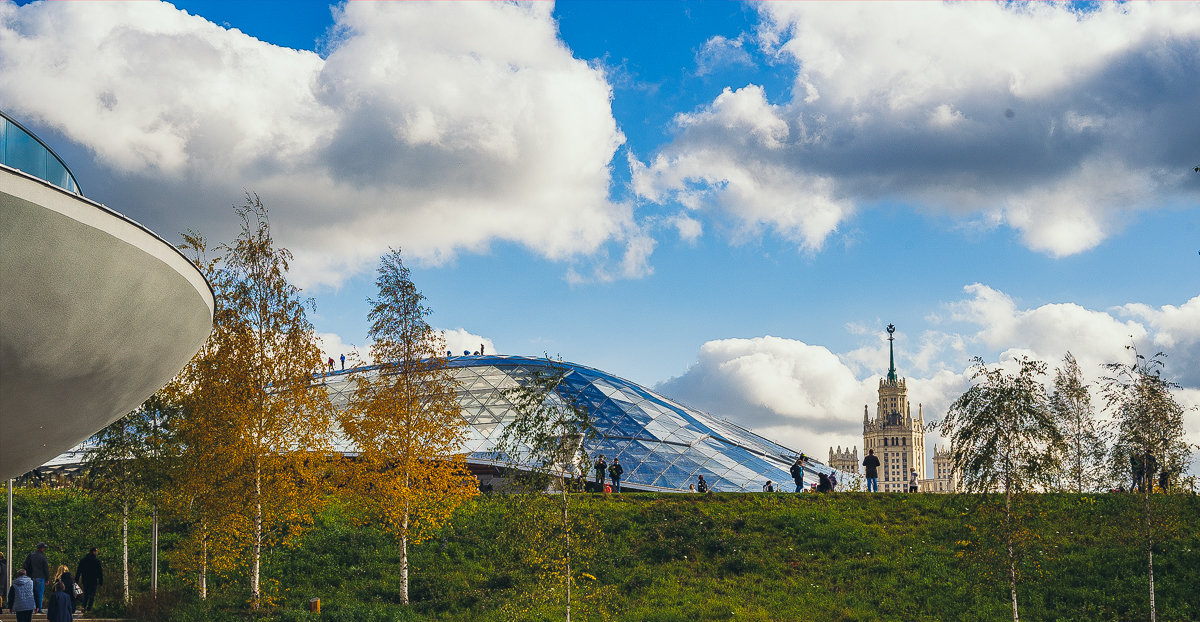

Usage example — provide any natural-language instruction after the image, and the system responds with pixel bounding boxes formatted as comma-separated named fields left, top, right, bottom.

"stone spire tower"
left=860, top=324, right=927, bottom=491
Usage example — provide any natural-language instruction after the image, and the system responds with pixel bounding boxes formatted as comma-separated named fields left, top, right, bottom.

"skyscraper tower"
left=861, top=324, right=927, bottom=492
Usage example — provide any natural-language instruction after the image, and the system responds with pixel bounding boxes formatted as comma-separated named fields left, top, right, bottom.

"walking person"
left=608, top=458, right=624, bottom=493
left=908, top=469, right=919, bottom=493
left=8, top=569, right=35, bottom=622
left=52, top=565, right=76, bottom=614
left=790, top=455, right=807, bottom=492
left=593, top=455, right=607, bottom=487
left=829, top=471, right=838, bottom=491
left=340, top=353, right=345, bottom=370
left=45, top=580, right=73, bottom=622
left=75, top=548, right=103, bottom=615
left=0, top=551, right=9, bottom=612
left=22, top=542, right=50, bottom=613
left=863, top=449, right=880, bottom=492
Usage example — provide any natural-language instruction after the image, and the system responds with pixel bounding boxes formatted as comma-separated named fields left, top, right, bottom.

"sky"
left=3, top=0, right=1199, bottom=478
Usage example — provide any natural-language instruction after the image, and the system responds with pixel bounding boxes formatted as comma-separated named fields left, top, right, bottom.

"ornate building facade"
left=831, top=325, right=956, bottom=493
left=828, top=446, right=858, bottom=474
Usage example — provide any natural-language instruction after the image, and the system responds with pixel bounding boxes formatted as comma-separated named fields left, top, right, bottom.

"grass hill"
left=8, top=489, right=1199, bottom=621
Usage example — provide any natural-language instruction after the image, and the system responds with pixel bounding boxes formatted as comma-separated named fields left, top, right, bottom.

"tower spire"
left=886, top=324, right=898, bottom=384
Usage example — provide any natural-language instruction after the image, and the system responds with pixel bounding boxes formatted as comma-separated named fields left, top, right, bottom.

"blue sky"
left=3, top=1, right=1198, bottom=474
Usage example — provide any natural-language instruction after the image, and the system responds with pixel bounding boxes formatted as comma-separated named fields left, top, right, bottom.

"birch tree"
left=338, top=248, right=477, bottom=606
left=176, top=195, right=333, bottom=609
left=1049, top=352, right=1107, bottom=492
left=1101, top=346, right=1193, bottom=622
left=938, top=356, right=1065, bottom=622
left=493, top=359, right=598, bottom=622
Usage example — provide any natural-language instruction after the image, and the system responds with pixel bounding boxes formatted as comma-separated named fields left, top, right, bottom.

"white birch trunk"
left=251, top=463, right=262, bottom=609
left=563, top=475, right=571, bottom=622
left=400, top=523, right=409, bottom=605
left=1146, top=484, right=1156, bottom=622
left=122, top=497, right=131, bottom=605
left=199, top=534, right=208, bottom=600
left=151, top=505, right=159, bottom=596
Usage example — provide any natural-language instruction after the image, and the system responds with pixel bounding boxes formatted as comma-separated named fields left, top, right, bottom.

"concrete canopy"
left=1, top=165, right=214, bottom=479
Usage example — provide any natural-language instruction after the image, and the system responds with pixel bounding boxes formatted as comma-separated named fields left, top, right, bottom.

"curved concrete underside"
left=1, top=166, right=214, bottom=479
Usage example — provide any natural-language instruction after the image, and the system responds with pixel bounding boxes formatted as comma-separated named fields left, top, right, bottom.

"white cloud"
left=695, top=34, right=754, bottom=76
left=441, top=328, right=496, bottom=358
left=0, top=1, right=628, bottom=288
left=633, top=2, right=1200, bottom=257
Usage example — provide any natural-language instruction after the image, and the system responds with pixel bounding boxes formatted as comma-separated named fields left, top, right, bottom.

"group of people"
left=788, top=454, right=837, bottom=493
left=1, top=543, right=103, bottom=621
left=1131, top=452, right=1173, bottom=493
left=592, top=455, right=624, bottom=492
left=587, top=450, right=924, bottom=495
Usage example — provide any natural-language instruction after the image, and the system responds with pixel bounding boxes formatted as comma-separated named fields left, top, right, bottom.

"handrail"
left=0, top=109, right=83, bottom=195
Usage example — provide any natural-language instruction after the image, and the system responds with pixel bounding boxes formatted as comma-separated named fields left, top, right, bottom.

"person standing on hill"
left=908, top=469, right=919, bottom=493
left=863, top=449, right=880, bottom=493
left=608, top=459, right=624, bottom=493
left=22, top=543, right=50, bottom=613
left=696, top=475, right=709, bottom=493
left=75, top=548, right=103, bottom=614
left=594, top=455, right=607, bottom=487
left=790, top=456, right=806, bottom=492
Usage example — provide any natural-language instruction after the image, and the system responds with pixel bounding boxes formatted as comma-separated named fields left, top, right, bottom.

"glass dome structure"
left=321, top=355, right=835, bottom=492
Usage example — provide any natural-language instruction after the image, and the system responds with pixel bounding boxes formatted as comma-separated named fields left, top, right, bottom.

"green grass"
left=7, top=489, right=1198, bottom=621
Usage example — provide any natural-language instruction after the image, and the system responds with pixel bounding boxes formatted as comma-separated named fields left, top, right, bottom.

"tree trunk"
left=562, top=476, right=571, bottom=622
left=122, top=497, right=131, bottom=605
left=1006, top=484, right=1018, bottom=621
left=199, top=533, right=208, bottom=600
left=1145, top=481, right=1156, bottom=622
left=151, top=504, right=159, bottom=596
left=400, top=517, right=410, bottom=605
left=251, top=463, right=262, bottom=609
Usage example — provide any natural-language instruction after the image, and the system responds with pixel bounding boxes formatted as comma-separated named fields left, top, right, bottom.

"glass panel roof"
left=318, top=355, right=833, bottom=492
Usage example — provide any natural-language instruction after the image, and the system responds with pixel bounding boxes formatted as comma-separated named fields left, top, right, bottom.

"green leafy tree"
left=938, top=356, right=1065, bottom=622
left=1049, top=352, right=1107, bottom=492
left=81, top=392, right=180, bottom=604
left=175, top=195, right=333, bottom=609
left=493, top=359, right=598, bottom=622
left=1101, top=346, right=1193, bottom=622
left=338, top=248, right=477, bottom=605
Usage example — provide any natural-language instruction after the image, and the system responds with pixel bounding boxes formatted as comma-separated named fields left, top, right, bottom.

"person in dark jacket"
left=863, top=449, right=881, bottom=492
left=75, top=548, right=103, bottom=614
left=593, top=455, right=607, bottom=486
left=0, top=551, right=8, bottom=612
left=45, top=580, right=73, bottom=622
left=608, top=459, right=624, bottom=493
left=817, top=472, right=832, bottom=493
left=790, top=456, right=806, bottom=492
left=22, top=542, right=50, bottom=613
left=696, top=474, right=709, bottom=493
left=53, top=565, right=77, bottom=614
left=8, top=569, right=35, bottom=622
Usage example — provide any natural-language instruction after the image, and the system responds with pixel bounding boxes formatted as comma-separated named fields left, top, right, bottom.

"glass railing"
left=1, top=110, right=81, bottom=195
